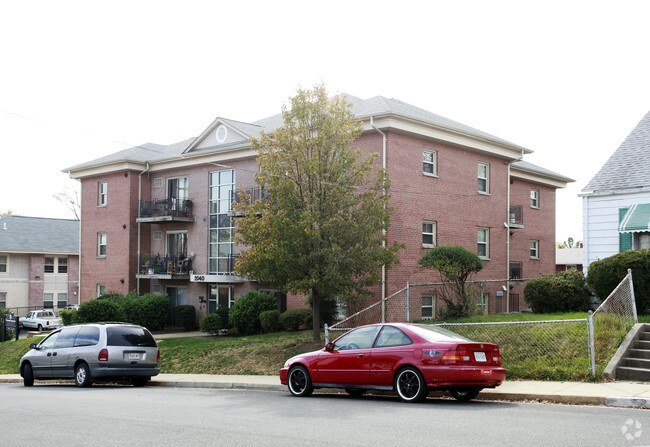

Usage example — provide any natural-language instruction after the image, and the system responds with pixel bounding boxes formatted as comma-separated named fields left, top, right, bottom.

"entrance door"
left=208, top=285, right=233, bottom=313
left=167, top=287, right=187, bottom=307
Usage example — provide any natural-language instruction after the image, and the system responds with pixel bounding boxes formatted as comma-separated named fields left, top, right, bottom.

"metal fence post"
left=629, top=269, right=638, bottom=323
left=588, top=310, right=596, bottom=375
left=324, top=324, right=329, bottom=344
left=406, top=281, right=410, bottom=323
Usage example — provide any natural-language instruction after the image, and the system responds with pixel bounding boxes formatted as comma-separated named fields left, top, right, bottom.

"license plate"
left=128, top=353, right=140, bottom=360
left=474, top=352, right=487, bottom=362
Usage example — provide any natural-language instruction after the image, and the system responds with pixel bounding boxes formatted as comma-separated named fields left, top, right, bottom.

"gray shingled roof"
left=512, top=160, right=574, bottom=183
left=583, top=110, right=650, bottom=192
left=0, top=216, right=79, bottom=253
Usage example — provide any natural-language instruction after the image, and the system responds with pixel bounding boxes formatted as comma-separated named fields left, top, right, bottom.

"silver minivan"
left=19, top=323, right=160, bottom=387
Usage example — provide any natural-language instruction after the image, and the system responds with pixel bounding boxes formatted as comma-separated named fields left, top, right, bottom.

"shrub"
left=173, top=305, right=196, bottom=331
left=75, top=292, right=170, bottom=330
left=586, top=249, right=650, bottom=314
left=199, top=312, right=226, bottom=335
left=280, top=308, right=312, bottom=331
left=59, top=309, right=82, bottom=326
left=524, top=270, right=590, bottom=313
left=260, top=310, right=281, bottom=333
left=77, top=298, right=124, bottom=322
left=228, top=291, right=277, bottom=335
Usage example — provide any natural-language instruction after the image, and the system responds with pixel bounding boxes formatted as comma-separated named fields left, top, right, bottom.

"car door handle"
left=357, top=354, right=365, bottom=358
left=52, top=352, right=57, bottom=356
left=47, top=352, right=52, bottom=357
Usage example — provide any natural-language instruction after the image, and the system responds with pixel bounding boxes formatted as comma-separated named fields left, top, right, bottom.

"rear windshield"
left=408, top=324, right=470, bottom=343
left=106, top=326, right=157, bottom=347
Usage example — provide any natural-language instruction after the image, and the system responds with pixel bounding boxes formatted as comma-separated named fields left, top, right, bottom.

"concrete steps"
left=613, top=324, right=650, bottom=381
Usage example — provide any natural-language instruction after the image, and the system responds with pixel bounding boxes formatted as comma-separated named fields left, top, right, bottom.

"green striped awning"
left=619, top=204, right=650, bottom=233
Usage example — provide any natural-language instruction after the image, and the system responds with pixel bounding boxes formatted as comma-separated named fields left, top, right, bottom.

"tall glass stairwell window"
left=209, top=169, right=235, bottom=274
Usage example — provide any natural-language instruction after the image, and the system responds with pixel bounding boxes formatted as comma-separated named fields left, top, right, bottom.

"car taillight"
left=157, top=349, right=160, bottom=362
left=442, top=350, right=470, bottom=364
left=98, top=348, right=109, bottom=362
left=493, top=351, right=501, bottom=365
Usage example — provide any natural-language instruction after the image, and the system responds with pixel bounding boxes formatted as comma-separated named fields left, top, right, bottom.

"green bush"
left=586, top=249, right=650, bottom=314
left=280, top=308, right=312, bottom=331
left=75, top=292, right=170, bottom=330
left=229, top=291, right=277, bottom=335
left=77, top=298, right=124, bottom=322
left=524, top=270, right=590, bottom=313
left=59, top=309, right=82, bottom=326
left=215, top=307, right=231, bottom=330
left=199, top=312, right=226, bottom=335
left=260, top=310, right=281, bottom=333
left=173, top=305, right=196, bottom=331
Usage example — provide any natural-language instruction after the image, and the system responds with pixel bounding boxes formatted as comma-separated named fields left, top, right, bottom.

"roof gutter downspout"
left=506, top=150, right=525, bottom=313
left=370, top=117, right=387, bottom=322
left=137, top=162, right=150, bottom=295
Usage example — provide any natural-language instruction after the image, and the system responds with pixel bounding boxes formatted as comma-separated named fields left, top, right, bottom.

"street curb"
left=148, top=380, right=286, bottom=392
left=605, top=396, right=650, bottom=408
left=478, top=391, right=605, bottom=406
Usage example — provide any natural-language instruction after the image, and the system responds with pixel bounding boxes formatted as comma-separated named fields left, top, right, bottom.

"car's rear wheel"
left=395, top=367, right=428, bottom=403
left=37, top=324, right=43, bottom=331
left=449, top=388, right=481, bottom=401
left=345, top=388, right=367, bottom=397
left=23, top=363, right=34, bottom=387
left=75, top=363, right=92, bottom=387
left=287, top=365, right=314, bottom=397
left=131, top=377, right=149, bottom=387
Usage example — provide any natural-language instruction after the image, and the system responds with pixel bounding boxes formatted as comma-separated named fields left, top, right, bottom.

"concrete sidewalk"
left=2, top=373, right=650, bottom=408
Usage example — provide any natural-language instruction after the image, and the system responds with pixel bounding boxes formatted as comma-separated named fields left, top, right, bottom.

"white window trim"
left=478, top=162, right=490, bottom=195
left=44, top=257, right=67, bottom=275
left=531, top=189, right=540, bottom=209
left=530, top=240, right=540, bottom=259
left=98, top=182, right=108, bottom=207
left=43, top=292, right=54, bottom=309
left=478, top=227, right=490, bottom=260
left=97, top=284, right=106, bottom=297
left=422, top=221, right=436, bottom=249
left=98, top=233, right=107, bottom=258
left=423, top=149, right=438, bottom=177
left=0, top=254, right=8, bottom=274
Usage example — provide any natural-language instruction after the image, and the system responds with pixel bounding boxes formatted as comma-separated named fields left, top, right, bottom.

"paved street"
left=2, top=384, right=649, bottom=446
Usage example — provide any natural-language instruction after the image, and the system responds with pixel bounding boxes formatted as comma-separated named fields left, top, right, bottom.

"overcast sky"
left=1, top=0, right=649, bottom=243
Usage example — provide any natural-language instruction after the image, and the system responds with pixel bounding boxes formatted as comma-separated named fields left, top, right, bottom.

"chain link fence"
left=327, top=271, right=637, bottom=378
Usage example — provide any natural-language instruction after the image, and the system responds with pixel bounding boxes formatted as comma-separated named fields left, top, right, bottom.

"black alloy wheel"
left=395, top=367, right=428, bottom=403
left=288, top=365, right=314, bottom=397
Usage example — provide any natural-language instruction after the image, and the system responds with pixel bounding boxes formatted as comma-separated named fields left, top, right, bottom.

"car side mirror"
left=325, top=342, right=334, bottom=351
left=29, top=343, right=38, bottom=350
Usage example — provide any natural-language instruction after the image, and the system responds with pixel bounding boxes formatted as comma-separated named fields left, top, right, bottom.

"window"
left=422, top=221, right=436, bottom=248
left=0, top=255, right=6, bottom=273
left=153, top=231, right=162, bottom=241
left=57, top=293, right=67, bottom=308
left=154, top=178, right=163, bottom=188
left=0, top=292, right=6, bottom=308
left=152, top=284, right=162, bottom=295
left=478, top=162, right=489, bottom=194
left=421, top=294, right=435, bottom=319
left=333, top=326, right=380, bottom=350
left=44, top=257, right=55, bottom=273
left=168, top=177, right=189, bottom=203
left=58, top=257, right=67, bottom=273
left=375, top=326, right=413, bottom=347
left=97, top=284, right=106, bottom=297
left=209, top=170, right=235, bottom=274
left=98, top=233, right=107, bottom=257
left=98, top=182, right=108, bottom=206
left=531, top=189, right=540, bottom=208
left=423, top=150, right=437, bottom=176
left=74, top=326, right=100, bottom=347
left=478, top=227, right=489, bottom=259
left=208, top=284, right=234, bottom=313
left=530, top=240, right=539, bottom=259
left=44, top=293, right=54, bottom=309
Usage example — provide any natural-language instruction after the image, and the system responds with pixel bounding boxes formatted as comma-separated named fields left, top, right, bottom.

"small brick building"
left=65, top=95, right=572, bottom=321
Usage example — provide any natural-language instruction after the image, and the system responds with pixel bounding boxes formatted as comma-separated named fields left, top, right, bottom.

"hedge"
left=524, top=270, right=590, bottom=313
left=280, top=308, right=311, bottom=331
left=173, top=305, right=196, bottom=331
left=260, top=310, right=281, bottom=333
left=73, top=292, right=171, bottom=330
left=228, top=291, right=277, bottom=335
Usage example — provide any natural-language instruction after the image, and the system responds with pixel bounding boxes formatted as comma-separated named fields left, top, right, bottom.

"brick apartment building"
left=65, top=95, right=572, bottom=321
left=0, top=215, right=79, bottom=313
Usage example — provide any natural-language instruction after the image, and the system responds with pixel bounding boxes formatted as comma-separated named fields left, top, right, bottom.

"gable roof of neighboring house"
left=63, top=94, right=571, bottom=187
left=582, top=110, right=650, bottom=194
left=0, top=215, right=79, bottom=254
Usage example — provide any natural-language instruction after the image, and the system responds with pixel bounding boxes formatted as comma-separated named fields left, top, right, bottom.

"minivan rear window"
left=106, top=326, right=156, bottom=347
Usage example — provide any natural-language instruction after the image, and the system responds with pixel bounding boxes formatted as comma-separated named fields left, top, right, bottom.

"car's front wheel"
left=23, top=363, right=34, bottom=387
left=395, top=367, right=428, bottom=403
left=75, top=363, right=92, bottom=387
left=37, top=324, right=43, bottom=331
left=449, top=388, right=481, bottom=401
left=287, top=365, right=314, bottom=397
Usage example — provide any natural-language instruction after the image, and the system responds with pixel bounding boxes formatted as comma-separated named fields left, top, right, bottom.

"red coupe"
left=280, top=322, right=505, bottom=402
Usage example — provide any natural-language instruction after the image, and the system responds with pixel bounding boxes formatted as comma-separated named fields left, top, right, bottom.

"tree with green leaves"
left=418, top=246, right=484, bottom=318
left=234, top=84, right=402, bottom=342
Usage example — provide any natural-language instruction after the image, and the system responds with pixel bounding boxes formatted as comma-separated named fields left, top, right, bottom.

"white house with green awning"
left=581, top=110, right=650, bottom=269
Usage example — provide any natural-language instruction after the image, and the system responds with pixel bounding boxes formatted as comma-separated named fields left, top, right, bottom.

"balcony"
left=137, top=198, right=194, bottom=223
left=509, top=261, right=523, bottom=281
left=509, top=205, right=523, bottom=228
left=137, top=253, right=192, bottom=280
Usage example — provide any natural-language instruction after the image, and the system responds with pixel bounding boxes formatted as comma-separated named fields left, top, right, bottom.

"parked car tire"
left=449, top=388, right=481, bottom=401
left=131, top=377, right=149, bottom=387
left=37, top=324, right=43, bottom=331
left=287, top=365, right=314, bottom=397
left=395, top=367, right=428, bottom=403
left=75, top=363, right=92, bottom=387
left=23, top=363, right=34, bottom=387
left=345, top=388, right=367, bottom=397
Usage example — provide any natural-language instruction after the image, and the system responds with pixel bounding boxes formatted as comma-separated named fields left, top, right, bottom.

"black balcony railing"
left=139, top=253, right=192, bottom=276
left=139, top=198, right=194, bottom=219
left=231, top=187, right=270, bottom=207
left=509, top=205, right=523, bottom=226
left=509, top=261, right=523, bottom=280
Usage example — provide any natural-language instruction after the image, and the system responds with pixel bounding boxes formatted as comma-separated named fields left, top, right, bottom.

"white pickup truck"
left=22, top=310, right=62, bottom=331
